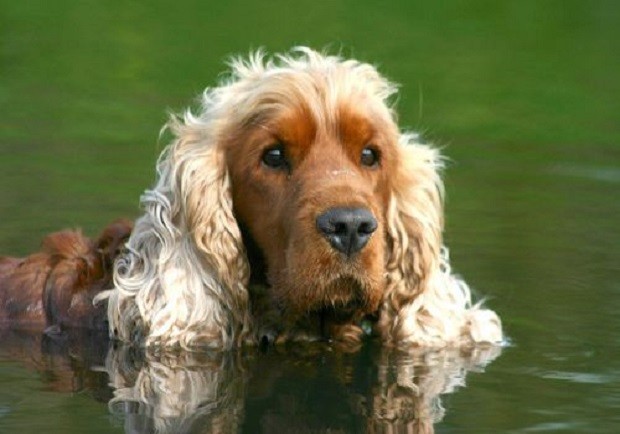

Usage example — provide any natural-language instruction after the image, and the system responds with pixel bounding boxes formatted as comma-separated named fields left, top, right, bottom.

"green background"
left=1, top=1, right=619, bottom=432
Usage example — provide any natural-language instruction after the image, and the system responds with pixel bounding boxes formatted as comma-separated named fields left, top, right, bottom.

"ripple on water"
left=536, top=369, right=611, bottom=384
left=520, top=421, right=585, bottom=432
left=549, top=163, right=620, bottom=183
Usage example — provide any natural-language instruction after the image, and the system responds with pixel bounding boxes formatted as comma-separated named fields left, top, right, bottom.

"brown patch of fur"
left=0, top=219, right=132, bottom=331
left=227, top=95, right=400, bottom=344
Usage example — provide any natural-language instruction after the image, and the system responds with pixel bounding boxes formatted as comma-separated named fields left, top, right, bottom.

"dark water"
left=1, top=1, right=619, bottom=433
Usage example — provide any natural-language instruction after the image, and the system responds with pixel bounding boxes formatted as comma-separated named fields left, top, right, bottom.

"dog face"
left=227, top=93, right=397, bottom=324
left=224, top=71, right=401, bottom=331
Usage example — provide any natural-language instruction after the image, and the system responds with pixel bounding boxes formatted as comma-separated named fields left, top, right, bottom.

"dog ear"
left=101, top=114, right=252, bottom=350
left=380, top=134, right=502, bottom=346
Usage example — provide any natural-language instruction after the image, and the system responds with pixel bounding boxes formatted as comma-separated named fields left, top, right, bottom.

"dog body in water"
left=1, top=48, right=502, bottom=350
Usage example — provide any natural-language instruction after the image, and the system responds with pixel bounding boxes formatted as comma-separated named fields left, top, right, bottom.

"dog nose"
left=316, top=207, right=377, bottom=257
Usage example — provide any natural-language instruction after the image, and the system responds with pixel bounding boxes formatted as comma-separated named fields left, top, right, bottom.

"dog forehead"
left=269, top=101, right=377, bottom=149
left=228, top=72, right=398, bottom=167
left=240, top=69, right=384, bottom=132
left=337, top=105, right=376, bottom=143
left=273, top=106, right=317, bottom=149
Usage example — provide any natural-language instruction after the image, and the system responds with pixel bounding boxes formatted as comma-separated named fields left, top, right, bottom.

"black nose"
left=316, top=207, right=378, bottom=257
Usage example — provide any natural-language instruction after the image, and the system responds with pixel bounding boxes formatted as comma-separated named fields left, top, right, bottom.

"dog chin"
left=298, top=275, right=380, bottom=317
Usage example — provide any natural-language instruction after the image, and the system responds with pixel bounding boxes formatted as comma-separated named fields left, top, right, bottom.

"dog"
left=99, top=47, right=502, bottom=349
left=1, top=48, right=502, bottom=349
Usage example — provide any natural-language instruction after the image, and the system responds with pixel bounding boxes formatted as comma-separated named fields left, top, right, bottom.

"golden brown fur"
left=100, top=48, right=503, bottom=349
left=0, top=48, right=502, bottom=349
left=0, top=220, right=132, bottom=331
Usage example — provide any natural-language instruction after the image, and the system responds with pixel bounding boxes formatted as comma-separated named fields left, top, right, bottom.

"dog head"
left=223, top=54, right=405, bottom=329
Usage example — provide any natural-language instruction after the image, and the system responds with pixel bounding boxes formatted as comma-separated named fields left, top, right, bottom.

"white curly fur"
left=97, top=47, right=503, bottom=349
left=381, top=137, right=503, bottom=346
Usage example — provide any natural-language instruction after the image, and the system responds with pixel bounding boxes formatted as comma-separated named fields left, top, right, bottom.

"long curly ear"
left=380, top=134, right=502, bottom=347
left=99, top=113, right=251, bottom=350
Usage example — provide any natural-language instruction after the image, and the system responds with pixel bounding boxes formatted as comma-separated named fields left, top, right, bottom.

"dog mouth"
left=305, top=279, right=381, bottom=342
left=313, top=297, right=364, bottom=323
left=257, top=275, right=380, bottom=345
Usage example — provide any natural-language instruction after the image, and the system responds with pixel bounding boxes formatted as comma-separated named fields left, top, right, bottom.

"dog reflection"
left=0, top=330, right=501, bottom=433
left=105, top=344, right=501, bottom=434
left=358, top=346, right=501, bottom=434
left=106, top=347, right=245, bottom=433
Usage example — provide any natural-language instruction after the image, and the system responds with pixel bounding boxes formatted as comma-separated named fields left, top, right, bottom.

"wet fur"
left=0, top=220, right=132, bottom=332
left=0, top=48, right=502, bottom=350
left=101, top=48, right=502, bottom=349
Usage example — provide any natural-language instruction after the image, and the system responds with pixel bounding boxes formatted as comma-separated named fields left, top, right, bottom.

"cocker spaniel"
left=1, top=48, right=502, bottom=349
left=100, top=47, right=502, bottom=349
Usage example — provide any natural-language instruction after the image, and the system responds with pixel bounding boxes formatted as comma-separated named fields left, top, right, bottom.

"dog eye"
left=262, top=144, right=289, bottom=170
left=361, top=147, right=380, bottom=167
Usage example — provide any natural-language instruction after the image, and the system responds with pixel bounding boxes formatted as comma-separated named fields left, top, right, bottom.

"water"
left=1, top=1, right=619, bottom=432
